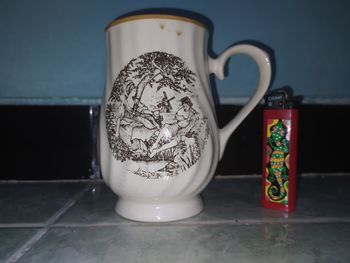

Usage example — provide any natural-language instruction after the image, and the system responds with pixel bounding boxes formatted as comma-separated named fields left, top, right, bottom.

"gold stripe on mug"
left=105, top=14, right=207, bottom=31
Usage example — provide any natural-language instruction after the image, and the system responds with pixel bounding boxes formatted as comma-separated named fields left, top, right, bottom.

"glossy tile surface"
left=1, top=176, right=350, bottom=262
left=57, top=176, right=350, bottom=224
left=0, top=183, right=87, bottom=224
left=0, top=228, right=38, bottom=262
left=19, top=224, right=350, bottom=263
left=57, top=183, right=126, bottom=224
left=195, top=176, right=350, bottom=222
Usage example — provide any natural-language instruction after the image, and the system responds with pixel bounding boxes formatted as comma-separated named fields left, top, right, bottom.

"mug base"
left=115, top=196, right=203, bottom=222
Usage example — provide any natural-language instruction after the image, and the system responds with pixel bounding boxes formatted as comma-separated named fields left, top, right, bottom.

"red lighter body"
left=261, top=109, right=298, bottom=212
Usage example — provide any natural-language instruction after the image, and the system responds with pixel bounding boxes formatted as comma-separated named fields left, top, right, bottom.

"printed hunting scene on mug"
left=106, top=51, right=209, bottom=179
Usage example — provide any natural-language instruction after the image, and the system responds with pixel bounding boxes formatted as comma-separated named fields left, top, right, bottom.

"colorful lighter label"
left=264, top=119, right=291, bottom=204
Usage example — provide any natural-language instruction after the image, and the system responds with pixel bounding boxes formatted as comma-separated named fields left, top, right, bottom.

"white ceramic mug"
left=100, top=14, right=271, bottom=222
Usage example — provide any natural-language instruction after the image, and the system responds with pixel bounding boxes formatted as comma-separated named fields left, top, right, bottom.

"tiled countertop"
left=1, top=176, right=350, bottom=262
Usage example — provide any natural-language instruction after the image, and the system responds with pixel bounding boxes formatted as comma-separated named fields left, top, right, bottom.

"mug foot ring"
left=115, top=196, right=203, bottom=222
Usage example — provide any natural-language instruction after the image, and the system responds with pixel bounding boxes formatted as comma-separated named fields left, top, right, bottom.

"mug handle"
left=209, top=44, right=272, bottom=160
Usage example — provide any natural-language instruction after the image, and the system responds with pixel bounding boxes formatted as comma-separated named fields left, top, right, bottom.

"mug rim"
left=105, top=14, right=207, bottom=31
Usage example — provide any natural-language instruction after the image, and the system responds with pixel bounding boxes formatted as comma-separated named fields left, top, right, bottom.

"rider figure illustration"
left=149, top=96, right=197, bottom=157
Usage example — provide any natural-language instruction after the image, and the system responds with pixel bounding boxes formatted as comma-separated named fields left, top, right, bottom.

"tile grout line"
left=45, top=184, right=92, bottom=226
left=51, top=217, right=350, bottom=228
left=0, top=179, right=103, bottom=184
left=5, top=228, right=49, bottom=263
left=0, top=223, right=45, bottom=229
left=4, top=216, right=350, bottom=230
left=4, top=185, right=91, bottom=263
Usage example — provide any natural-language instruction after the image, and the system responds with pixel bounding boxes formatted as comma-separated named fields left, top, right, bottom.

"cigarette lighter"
left=261, top=89, right=298, bottom=212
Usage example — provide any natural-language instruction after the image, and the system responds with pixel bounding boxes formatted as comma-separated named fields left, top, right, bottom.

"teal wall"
left=0, top=0, right=349, bottom=105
